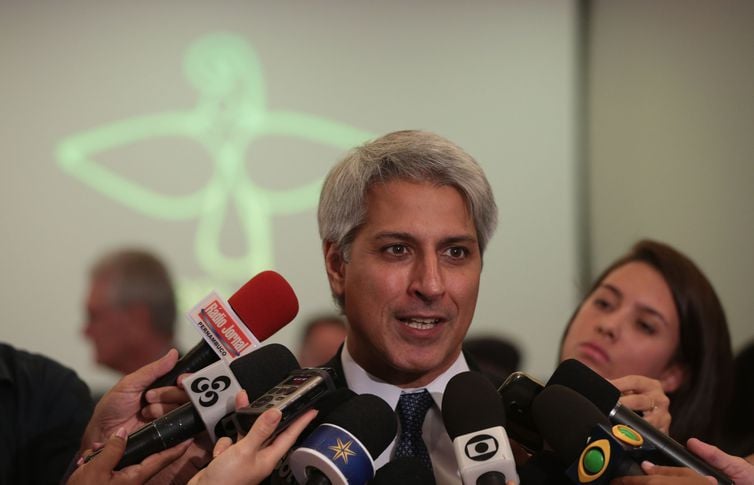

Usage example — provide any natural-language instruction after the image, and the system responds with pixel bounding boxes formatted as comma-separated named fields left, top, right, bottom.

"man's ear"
left=660, top=362, right=686, bottom=393
left=323, top=241, right=346, bottom=297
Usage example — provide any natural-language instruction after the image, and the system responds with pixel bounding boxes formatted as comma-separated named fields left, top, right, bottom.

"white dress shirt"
left=340, top=343, right=469, bottom=485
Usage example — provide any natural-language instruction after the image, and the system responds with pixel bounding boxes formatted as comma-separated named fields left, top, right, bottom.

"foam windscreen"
left=442, top=371, right=506, bottom=439
left=228, top=270, right=299, bottom=341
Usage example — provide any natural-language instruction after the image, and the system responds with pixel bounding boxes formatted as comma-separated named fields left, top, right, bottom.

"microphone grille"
left=442, top=371, right=505, bottom=439
left=229, top=343, right=300, bottom=401
left=325, top=393, right=397, bottom=459
left=532, top=384, right=610, bottom=464
left=546, top=359, right=620, bottom=415
left=228, top=271, right=299, bottom=341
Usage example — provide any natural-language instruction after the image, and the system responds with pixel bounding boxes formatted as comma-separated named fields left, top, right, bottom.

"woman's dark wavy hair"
left=561, top=240, right=733, bottom=445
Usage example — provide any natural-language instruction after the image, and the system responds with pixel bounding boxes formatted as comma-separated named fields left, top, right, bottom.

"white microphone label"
left=454, top=426, right=519, bottom=484
left=184, top=359, right=242, bottom=442
left=186, top=290, right=260, bottom=364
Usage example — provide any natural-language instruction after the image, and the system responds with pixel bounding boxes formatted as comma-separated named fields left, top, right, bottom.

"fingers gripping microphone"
left=147, top=271, right=298, bottom=392
left=532, top=384, right=645, bottom=484
left=547, top=360, right=732, bottom=485
left=443, top=371, right=519, bottom=485
left=114, top=343, right=299, bottom=469
left=289, top=394, right=398, bottom=485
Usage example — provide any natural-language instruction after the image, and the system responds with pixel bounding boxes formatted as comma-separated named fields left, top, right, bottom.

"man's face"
left=83, top=277, right=130, bottom=373
left=324, top=180, right=482, bottom=387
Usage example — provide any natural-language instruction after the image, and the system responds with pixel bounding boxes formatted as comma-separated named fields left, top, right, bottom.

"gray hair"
left=318, top=130, right=498, bottom=259
left=90, top=248, right=177, bottom=337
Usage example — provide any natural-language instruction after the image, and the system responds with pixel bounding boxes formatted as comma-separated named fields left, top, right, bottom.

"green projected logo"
left=56, top=33, right=373, bottom=304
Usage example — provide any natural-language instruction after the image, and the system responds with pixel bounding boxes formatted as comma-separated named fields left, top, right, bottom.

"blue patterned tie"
left=394, top=389, right=434, bottom=471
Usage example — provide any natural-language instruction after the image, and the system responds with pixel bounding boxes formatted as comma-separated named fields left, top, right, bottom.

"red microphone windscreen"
left=228, top=271, right=299, bottom=341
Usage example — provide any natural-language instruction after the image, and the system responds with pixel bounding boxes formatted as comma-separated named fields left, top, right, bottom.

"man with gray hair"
left=83, top=248, right=177, bottom=376
left=318, top=130, right=498, bottom=483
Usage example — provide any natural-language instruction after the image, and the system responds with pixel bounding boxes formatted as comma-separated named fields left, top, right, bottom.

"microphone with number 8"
left=92, top=343, right=299, bottom=469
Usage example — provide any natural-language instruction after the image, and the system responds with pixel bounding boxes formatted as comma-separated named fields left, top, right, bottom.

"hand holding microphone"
left=608, top=375, right=672, bottom=434
left=79, top=348, right=184, bottom=456
left=547, top=359, right=732, bottom=485
left=68, top=427, right=193, bottom=485
left=188, top=402, right=320, bottom=485
left=610, top=439, right=754, bottom=485
left=86, top=343, right=300, bottom=470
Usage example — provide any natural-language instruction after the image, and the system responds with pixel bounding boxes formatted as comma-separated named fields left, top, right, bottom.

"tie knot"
left=396, top=390, right=434, bottom=429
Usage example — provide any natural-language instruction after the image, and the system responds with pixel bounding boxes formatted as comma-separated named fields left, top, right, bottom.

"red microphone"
left=146, top=270, right=298, bottom=392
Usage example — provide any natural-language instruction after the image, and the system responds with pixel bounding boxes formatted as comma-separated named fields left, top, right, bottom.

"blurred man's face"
left=325, top=180, right=481, bottom=388
left=83, top=277, right=131, bottom=373
left=299, top=321, right=346, bottom=368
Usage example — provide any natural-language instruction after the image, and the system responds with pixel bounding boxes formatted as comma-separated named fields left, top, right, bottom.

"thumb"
left=93, top=427, right=128, bottom=472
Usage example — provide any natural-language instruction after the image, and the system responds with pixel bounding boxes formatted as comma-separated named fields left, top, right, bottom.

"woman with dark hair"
left=560, top=239, right=733, bottom=446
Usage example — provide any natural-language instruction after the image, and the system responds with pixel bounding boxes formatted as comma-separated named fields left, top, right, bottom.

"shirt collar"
left=340, top=341, right=469, bottom=410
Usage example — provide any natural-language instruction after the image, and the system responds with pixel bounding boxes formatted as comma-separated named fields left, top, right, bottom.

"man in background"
left=83, top=248, right=178, bottom=377
left=297, top=313, right=347, bottom=367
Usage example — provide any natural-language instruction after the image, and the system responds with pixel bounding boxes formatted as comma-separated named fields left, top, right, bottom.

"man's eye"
left=445, top=247, right=469, bottom=259
left=385, top=245, right=408, bottom=256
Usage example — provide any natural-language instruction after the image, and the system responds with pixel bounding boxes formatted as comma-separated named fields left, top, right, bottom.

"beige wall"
left=587, top=1, right=754, bottom=351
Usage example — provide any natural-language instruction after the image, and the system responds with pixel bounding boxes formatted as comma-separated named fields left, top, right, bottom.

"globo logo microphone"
left=465, top=434, right=500, bottom=461
left=443, top=371, right=519, bottom=485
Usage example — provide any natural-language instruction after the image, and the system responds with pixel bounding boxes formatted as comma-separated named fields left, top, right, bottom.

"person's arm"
left=67, top=427, right=192, bottom=484
left=609, top=461, right=714, bottom=484
left=687, top=438, right=754, bottom=485
left=610, top=438, right=754, bottom=485
left=79, top=349, right=186, bottom=452
left=188, top=389, right=318, bottom=485
left=609, top=375, right=672, bottom=433
left=72, top=348, right=213, bottom=484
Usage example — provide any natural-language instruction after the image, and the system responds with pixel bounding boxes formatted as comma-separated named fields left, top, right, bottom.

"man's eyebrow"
left=373, top=232, right=478, bottom=245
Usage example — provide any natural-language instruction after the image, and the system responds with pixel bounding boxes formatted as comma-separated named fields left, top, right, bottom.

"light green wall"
left=0, top=2, right=581, bottom=390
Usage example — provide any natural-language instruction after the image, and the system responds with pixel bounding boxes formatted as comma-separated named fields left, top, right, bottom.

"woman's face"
left=560, top=261, right=685, bottom=392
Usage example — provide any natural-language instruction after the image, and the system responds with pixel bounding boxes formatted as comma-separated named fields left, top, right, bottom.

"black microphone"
left=516, top=450, right=573, bottom=485
left=146, top=271, right=299, bottom=393
left=532, top=384, right=644, bottom=483
left=548, top=359, right=732, bottom=485
left=110, top=343, right=299, bottom=469
left=369, top=457, right=435, bottom=485
left=497, top=370, right=545, bottom=453
left=443, top=371, right=519, bottom=485
left=289, top=394, right=397, bottom=485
